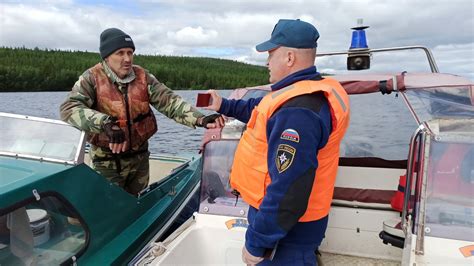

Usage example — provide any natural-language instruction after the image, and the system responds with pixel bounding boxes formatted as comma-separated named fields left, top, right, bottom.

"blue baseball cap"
left=256, top=19, right=319, bottom=52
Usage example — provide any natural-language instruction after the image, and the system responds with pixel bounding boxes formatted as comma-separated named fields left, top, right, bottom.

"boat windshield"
left=404, top=86, right=474, bottom=123
left=423, top=139, right=473, bottom=242
left=0, top=113, right=85, bottom=164
left=199, top=140, right=249, bottom=217
left=341, top=92, right=419, bottom=161
left=221, top=88, right=419, bottom=163
left=0, top=196, right=87, bottom=265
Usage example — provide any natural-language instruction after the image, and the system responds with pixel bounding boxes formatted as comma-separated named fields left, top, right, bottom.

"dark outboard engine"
left=347, top=19, right=371, bottom=70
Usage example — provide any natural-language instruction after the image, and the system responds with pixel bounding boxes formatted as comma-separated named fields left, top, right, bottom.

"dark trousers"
left=258, top=245, right=317, bottom=266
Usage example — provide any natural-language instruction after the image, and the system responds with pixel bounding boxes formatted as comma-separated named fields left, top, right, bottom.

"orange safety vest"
left=88, top=63, right=157, bottom=151
left=230, top=78, right=350, bottom=222
left=391, top=175, right=406, bottom=212
left=429, top=144, right=472, bottom=197
left=391, top=145, right=473, bottom=212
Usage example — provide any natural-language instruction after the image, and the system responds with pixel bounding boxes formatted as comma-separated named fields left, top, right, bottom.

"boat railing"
left=402, top=124, right=426, bottom=235
left=318, top=45, right=439, bottom=73
left=413, top=123, right=428, bottom=255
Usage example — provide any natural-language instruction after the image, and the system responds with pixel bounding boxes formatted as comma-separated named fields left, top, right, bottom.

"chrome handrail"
left=318, top=45, right=439, bottom=73
left=402, top=124, right=426, bottom=234
left=415, top=125, right=430, bottom=255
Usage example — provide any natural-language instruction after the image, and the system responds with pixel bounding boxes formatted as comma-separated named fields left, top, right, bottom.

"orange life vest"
left=230, top=78, right=350, bottom=222
left=88, top=63, right=157, bottom=151
left=390, top=144, right=473, bottom=212
left=391, top=175, right=406, bottom=212
left=429, top=144, right=472, bottom=197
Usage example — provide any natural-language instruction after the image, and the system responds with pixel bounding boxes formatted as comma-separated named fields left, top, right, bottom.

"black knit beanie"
left=99, top=28, right=135, bottom=59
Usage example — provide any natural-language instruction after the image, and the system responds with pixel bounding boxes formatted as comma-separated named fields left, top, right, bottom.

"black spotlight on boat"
left=347, top=19, right=371, bottom=70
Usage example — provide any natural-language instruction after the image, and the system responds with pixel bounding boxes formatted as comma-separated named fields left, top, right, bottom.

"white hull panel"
left=321, top=206, right=403, bottom=261
left=148, top=213, right=246, bottom=265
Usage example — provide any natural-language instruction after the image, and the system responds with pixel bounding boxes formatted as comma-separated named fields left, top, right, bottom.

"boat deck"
left=320, top=252, right=400, bottom=266
left=84, top=153, right=185, bottom=183
left=136, top=213, right=404, bottom=265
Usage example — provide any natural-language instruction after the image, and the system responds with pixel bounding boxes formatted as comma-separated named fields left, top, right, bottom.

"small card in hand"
left=196, top=93, right=211, bottom=107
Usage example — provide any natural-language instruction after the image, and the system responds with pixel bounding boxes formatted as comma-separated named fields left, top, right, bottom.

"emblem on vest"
left=276, top=144, right=296, bottom=173
left=280, top=128, right=300, bottom=143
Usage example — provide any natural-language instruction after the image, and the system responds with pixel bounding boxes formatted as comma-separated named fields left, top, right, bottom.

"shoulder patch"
left=280, top=128, right=300, bottom=143
left=276, top=144, right=296, bottom=173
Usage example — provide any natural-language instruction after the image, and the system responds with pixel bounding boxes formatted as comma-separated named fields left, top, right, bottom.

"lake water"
left=0, top=90, right=231, bottom=156
left=0, top=89, right=417, bottom=160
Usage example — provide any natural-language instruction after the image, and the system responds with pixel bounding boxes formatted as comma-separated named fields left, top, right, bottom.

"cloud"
left=0, top=4, right=99, bottom=51
left=167, top=26, right=218, bottom=46
left=0, top=0, right=473, bottom=80
left=433, top=43, right=474, bottom=78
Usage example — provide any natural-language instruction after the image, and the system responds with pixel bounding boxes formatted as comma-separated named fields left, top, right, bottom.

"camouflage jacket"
left=60, top=61, right=204, bottom=156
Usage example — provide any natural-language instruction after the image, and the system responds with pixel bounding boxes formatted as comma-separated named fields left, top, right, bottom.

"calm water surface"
left=0, top=90, right=231, bottom=156
left=0, top=89, right=417, bottom=159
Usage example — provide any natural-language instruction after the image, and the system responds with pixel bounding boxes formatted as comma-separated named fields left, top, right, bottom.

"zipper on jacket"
left=123, top=85, right=133, bottom=150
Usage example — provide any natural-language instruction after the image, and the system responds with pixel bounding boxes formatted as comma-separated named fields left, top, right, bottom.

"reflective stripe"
left=331, top=88, right=347, bottom=112
left=271, top=85, right=295, bottom=99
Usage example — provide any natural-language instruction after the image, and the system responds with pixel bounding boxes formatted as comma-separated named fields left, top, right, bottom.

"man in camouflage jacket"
left=60, top=28, right=222, bottom=195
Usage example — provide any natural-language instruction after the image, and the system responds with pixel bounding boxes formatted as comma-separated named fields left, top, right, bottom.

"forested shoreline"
left=0, top=47, right=269, bottom=92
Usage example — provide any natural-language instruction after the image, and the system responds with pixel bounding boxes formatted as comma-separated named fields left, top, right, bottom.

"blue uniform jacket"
left=219, top=66, right=333, bottom=257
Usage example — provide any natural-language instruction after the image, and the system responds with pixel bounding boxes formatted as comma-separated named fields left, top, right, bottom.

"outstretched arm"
left=205, top=90, right=262, bottom=123
left=147, top=72, right=205, bottom=128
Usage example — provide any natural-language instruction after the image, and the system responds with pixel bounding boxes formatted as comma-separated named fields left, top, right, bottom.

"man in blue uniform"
left=206, top=19, right=350, bottom=265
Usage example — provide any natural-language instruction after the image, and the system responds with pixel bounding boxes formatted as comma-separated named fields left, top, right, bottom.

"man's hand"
left=197, top=114, right=226, bottom=129
left=103, top=122, right=127, bottom=153
left=203, top=90, right=223, bottom=112
left=242, top=246, right=264, bottom=265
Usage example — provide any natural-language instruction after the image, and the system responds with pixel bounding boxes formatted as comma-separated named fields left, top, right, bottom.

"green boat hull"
left=0, top=155, right=202, bottom=265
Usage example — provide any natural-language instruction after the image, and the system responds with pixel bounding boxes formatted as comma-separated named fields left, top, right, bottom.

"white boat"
left=131, top=26, right=473, bottom=266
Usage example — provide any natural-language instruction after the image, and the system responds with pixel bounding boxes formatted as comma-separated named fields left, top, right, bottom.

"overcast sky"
left=1, top=0, right=473, bottom=80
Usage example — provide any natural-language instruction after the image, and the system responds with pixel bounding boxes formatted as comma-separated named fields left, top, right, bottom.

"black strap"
left=110, top=109, right=153, bottom=127
left=114, top=156, right=122, bottom=174
left=231, top=189, right=240, bottom=207
left=398, top=185, right=405, bottom=192
left=132, top=109, right=153, bottom=124
left=379, top=80, right=391, bottom=95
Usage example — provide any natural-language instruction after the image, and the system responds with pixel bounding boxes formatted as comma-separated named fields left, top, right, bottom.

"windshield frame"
left=412, top=119, right=474, bottom=251
left=0, top=112, right=86, bottom=165
left=401, top=86, right=474, bottom=125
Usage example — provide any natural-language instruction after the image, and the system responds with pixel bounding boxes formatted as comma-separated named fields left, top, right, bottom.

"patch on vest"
left=276, top=144, right=296, bottom=173
left=280, top=128, right=300, bottom=143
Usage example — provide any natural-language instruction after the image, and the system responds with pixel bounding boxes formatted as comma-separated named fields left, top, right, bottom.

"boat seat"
left=331, top=163, right=404, bottom=210
left=379, top=217, right=405, bottom=249
left=332, top=187, right=395, bottom=209
left=382, top=217, right=404, bottom=238
left=202, top=171, right=226, bottom=204
left=331, top=164, right=406, bottom=249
